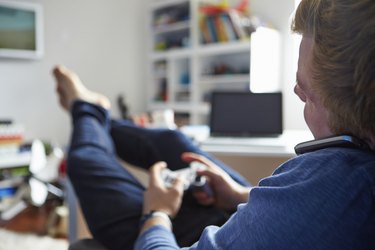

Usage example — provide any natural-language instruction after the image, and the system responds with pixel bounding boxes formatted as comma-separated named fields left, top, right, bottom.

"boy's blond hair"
left=292, top=0, right=375, bottom=138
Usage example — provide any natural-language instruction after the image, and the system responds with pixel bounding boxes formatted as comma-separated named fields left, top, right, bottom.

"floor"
left=0, top=199, right=67, bottom=238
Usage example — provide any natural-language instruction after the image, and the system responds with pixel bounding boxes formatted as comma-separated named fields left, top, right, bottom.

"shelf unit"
left=146, top=0, right=279, bottom=126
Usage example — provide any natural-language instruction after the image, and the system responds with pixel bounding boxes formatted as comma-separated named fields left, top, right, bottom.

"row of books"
left=0, top=121, right=24, bottom=155
left=0, top=121, right=30, bottom=220
left=199, top=10, right=255, bottom=44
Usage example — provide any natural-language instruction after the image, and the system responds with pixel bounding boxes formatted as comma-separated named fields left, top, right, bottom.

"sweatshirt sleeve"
left=135, top=225, right=180, bottom=250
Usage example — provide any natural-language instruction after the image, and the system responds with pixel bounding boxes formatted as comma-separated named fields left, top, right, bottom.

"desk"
left=195, top=130, right=313, bottom=184
left=199, top=130, right=313, bottom=157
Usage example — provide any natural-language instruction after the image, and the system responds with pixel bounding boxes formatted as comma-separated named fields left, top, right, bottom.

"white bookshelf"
left=146, top=0, right=280, bottom=125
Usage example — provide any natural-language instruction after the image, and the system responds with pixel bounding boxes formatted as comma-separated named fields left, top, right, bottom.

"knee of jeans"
left=66, top=148, right=96, bottom=179
left=158, top=129, right=185, bottom=142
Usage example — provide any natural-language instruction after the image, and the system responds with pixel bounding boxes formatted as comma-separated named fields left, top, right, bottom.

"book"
left=200, top=16, right=212, bottom=43
left=0, top=123, right=24, bottom=147
left=0, top=186, right=18, bottom=198
left=214, top=14, right=228, bottom=42
left=0, top=165, right=30, bottom=181
left=0, top=177, right=25, bottom=189
left=206, top=16, right=218, bottom=43
left=0, top=150, right=32, bottom=170
left=227, top=9, right=250, bottom=40
left=220, top=13, right=238, bottom=41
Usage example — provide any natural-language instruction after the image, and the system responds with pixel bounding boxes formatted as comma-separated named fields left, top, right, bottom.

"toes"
left=53, top=65, right=65, bottom=78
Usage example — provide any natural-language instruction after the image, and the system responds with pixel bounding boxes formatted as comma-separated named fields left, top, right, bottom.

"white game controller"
left=160, top=161, right=213, bottom=196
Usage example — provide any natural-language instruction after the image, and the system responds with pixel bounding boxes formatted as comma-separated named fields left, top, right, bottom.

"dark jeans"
left=67, top=101, right=251, bottom=250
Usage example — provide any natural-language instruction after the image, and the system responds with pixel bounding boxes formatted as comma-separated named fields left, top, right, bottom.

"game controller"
left=160, top=161, right=213, bottom=197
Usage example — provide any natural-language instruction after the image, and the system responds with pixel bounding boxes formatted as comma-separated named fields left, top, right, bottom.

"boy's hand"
left=143, top=161, right=184, bottom=218
left=182, top=152, right=251, bottom=212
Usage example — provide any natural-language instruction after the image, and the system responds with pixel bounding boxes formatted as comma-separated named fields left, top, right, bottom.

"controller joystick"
left=160, top=161, right=213, bottom=197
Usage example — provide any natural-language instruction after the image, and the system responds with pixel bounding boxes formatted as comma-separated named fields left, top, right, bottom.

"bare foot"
left=52, top=65, right=111, bottom=111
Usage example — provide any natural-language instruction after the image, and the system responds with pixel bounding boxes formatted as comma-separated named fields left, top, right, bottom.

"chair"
left=68, top=238, right=108, bottom=250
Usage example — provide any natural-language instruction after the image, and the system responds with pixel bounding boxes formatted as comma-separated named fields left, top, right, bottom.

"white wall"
left=251, top=0, right=307, bottom=131
left=0, top=0, right=147, bottom=147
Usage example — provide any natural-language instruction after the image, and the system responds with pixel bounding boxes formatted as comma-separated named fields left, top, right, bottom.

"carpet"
left=0, top=229, right=68, bottom=250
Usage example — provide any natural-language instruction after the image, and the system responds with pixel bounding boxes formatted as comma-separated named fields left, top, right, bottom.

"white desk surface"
left=181, top=127, right=313, bottom=158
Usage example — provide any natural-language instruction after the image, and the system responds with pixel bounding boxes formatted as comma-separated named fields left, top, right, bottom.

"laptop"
left=208, top=91, right=283, bottom=138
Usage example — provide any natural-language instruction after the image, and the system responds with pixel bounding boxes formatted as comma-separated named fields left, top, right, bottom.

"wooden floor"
left=0, top=199, right=66, bottom=238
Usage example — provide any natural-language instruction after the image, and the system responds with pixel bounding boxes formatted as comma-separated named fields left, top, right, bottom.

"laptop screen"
left=209, top=91, right=283, bottom=137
